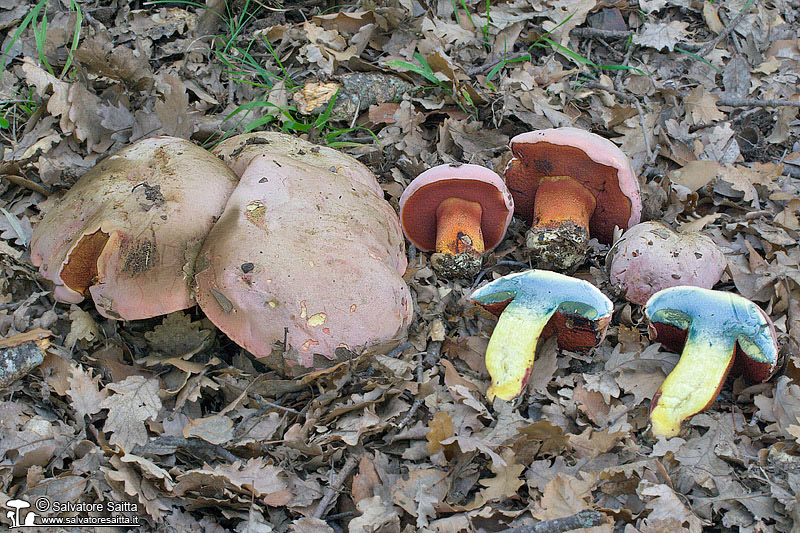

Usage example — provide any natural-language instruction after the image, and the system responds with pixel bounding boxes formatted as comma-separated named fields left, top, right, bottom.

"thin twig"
left=582, top=82, right=653, bottom=163
left=696, top=3, right=752, bottom=57
left=717, top=97, right=800, bottom=108
left=499, top=510, right=606, bottom=533
left=386, top=341, right=412, bottom=358
left=395, top=343, right=431, bottom=429
left=570, top=27, right=633, bottom=40
left=313, top=452, right=360, bottom=519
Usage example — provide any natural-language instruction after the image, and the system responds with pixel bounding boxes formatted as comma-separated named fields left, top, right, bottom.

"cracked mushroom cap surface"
left=398, top=163, right=514, bottom=252
left=504, top=127, right=642, bottom=243
left=30, top=136, right=239, bottom=320
left=194, top=149, right=411, bottom=371
left=608, top=221, right=727, bottom=305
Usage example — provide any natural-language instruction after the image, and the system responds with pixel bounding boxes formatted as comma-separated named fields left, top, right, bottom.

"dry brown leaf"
left=633, top=21, right=689, bottom=52
left=100, top=376, right=162, bottom=451
left=391, top=469, right=448, bottom=528
left=684, top=86, right=725, bottom=126
left=155, top=74, right=192, bottom=139
left=67, top=364, right=108, bottom=422
left=182, top=414, right=234, bottom=445
left=65, top=305, right=99, bottom=349
left=466, top=448, right=524, bottom=509
left=532, top=473, right=593, bottom=521
left=348, top=495, right=402, bottom=533
left=426, top=412, right=455, bottom=455
left=638, top=481, right=705, bottom=533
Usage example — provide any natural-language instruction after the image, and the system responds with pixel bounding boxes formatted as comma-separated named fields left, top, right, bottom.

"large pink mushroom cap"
left=30, top=136, right=239, bottom=320
left=608, top=221, right=726, bottom=305
left=195, top=135, right=411, bottom=371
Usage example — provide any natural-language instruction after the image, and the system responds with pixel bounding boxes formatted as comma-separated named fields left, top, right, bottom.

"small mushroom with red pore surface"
left=504, top=127, right=642, bottom=271
left=645, top=286, right=779, bottom=438
left=30, top=136, right=239, bottom=320
left=471, top=270, right=612, bottom=401
left=399, top=163, right=514, bottom=278
left=608, top=221, right=726, bottom=305
left=195, top=133, right=412, bottom=373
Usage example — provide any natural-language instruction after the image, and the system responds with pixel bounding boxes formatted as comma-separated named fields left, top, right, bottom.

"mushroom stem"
left=435, top=197, right=485, bottom=256
left=485, top=298, right=557, bottom=401
left=650, top=326, right=736, bottom=438
left=526, top=176, right=597, bottom=270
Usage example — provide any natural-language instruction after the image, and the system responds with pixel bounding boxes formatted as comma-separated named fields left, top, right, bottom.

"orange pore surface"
left=505, top=142, right=632, bottom=243
left=401, top=179, right=511, bottom=252
left=60, top=230, right=110, bottom=294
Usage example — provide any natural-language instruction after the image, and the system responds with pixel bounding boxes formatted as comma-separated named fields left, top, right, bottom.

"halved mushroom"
left=30, top=137, right=239, bottom=320
left=608, top=221, right=726, bottom=305
left=399, top=163, right=514, bottom=278
left=645, top=286, right=779, bottom=438
left=504, top=127, right=642, bottom=271
left=471, top=270, right=612, bottom=401
left=195, top=133, right=412, bottom=372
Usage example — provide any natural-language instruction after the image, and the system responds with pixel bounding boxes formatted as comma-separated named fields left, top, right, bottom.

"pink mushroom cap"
left=505, top=127, right=642, bottom=243
left=398, top=163, right=514, bottom=252
left=30, top=136, right=238, bottom=320
left=608, top=221, right=727, bottom=305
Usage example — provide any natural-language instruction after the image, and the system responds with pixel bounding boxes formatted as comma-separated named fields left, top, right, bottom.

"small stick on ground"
left=499, top=510, right=606, bottom=533
left=313, top=452, right=360, bottom=519
left=717, top=97, right=800, bottom=108
left=582, top=82, right=653, bottom=163
left=395, top=342, right=434, bottom=430
left=697, top=4, right=752, bottom=57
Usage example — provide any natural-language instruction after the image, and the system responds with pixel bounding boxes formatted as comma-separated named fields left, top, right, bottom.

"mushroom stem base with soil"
left=525, top=176, right=596, bottom=271
left=484, top=299, right=555, bottom=401
left=433, top=197, right=485, bottom=278
left=650, top=327, right=735, bottom=438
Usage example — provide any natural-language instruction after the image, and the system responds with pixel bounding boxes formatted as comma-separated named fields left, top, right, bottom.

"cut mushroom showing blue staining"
left=645, top=286, right=779, bottom=438
left=470, top=270, right=613, bottom=401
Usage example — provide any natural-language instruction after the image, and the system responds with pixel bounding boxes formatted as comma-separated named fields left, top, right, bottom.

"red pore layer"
left=649, top=318, right=778, bottom=384
left=506, top=142, right=633, bottom=243
left=477, top=300, right=610, bottom=352
left=401, top=179, right=511, bottom=252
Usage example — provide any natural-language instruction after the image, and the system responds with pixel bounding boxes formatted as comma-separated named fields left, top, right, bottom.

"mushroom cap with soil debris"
left=30, top=136, right=239, bottom=321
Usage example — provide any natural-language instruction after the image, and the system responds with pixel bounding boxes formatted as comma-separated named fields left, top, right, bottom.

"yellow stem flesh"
left=650, top=329, right=736, bottom=438
left=485, top=301, right=556, bottom=401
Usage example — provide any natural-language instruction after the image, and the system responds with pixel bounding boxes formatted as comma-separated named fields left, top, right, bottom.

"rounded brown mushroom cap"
left=398, top=163, right=514, bottom=252
left=608, top=221, right=726, bottom=305
left=504, top=127, right=642, bottom=243
left=30, top=136, right=239, bottom=320
left=194, top=152, right=411, bottom=371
